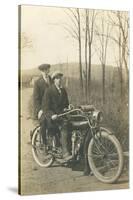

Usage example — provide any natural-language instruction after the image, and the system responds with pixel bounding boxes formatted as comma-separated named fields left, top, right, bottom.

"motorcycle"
left=31, top=105, right=124, bottom=184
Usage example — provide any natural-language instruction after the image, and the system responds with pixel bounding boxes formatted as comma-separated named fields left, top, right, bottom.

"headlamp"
left=93, top=110, right=103, bottom=122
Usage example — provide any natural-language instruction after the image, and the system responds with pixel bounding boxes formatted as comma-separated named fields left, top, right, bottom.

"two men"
left=33, top=64, right=71, bottom=159
left=33, top=64, right=90, bottom=172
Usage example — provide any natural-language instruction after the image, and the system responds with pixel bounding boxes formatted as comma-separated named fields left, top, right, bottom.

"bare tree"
left=108, top=11, right=129, bottom=102
left=63, top=8, right=83, bottom=89
left=84, top=10, right=88, bottom=102
left=20, top=32, right=33, bottom=49
left=86, top=9, right=97, bottom=102
left=80, top=9, right=97, bottom=102
left=64, top=9, right=97, bottom=100
left=95, top=12, right=111, bottom=104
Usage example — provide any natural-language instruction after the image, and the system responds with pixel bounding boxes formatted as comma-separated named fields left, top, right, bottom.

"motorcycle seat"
left=79, top=105, right=95, bottom=112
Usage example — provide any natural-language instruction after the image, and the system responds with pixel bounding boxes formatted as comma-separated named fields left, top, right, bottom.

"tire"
left=87, top=129, right=124, bottom=183
left=30, top=125, right=40, bottom=141
left=32, top=126, right=54, bottom=167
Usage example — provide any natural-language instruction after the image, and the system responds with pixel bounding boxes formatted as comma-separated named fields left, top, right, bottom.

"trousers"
left=39, top=117, right=47, bottom=145
left=60, top=121, right=71, bottom=155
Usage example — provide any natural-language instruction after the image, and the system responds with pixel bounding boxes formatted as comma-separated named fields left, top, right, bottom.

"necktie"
left=58, top=88, right=61, bottom=94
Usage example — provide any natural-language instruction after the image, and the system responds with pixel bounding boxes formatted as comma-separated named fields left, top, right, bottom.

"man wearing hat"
left=42, top=71, right=72, bottom=160
left=33, top=63, right=51, bottom=147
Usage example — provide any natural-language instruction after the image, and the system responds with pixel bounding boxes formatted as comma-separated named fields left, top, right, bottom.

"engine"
left=71, top=130, right=84, bottom=158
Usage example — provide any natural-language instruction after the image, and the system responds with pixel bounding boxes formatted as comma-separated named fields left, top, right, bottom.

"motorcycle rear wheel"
left=32, top=126, right=54, bottom=167
left=87, top=130, right=124, bottom=183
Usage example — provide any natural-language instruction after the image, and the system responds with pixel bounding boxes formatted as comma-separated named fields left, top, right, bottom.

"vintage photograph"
left=19, top=4, right=129, bottom=195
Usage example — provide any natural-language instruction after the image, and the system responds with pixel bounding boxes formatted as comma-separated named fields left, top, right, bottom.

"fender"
left=99, top=127, right=113, bottom=135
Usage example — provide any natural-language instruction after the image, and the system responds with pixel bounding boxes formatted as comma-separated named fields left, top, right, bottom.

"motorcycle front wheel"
left=32, top=126, right=54, bottom=167
left=87, top=129, right=124, bottom=183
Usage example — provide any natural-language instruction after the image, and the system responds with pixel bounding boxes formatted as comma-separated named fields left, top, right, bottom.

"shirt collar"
left=41, top=72, right=49, bottom=83
left=54, top=83, right=62, bottom=91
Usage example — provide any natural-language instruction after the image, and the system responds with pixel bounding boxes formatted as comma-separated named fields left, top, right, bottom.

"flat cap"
left=38, top=64, right=51, bottom=71
left=51, top=71, right=63, bottom=80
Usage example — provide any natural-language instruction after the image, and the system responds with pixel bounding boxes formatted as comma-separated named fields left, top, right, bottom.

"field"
left=19, top=87, right=129, bottom=195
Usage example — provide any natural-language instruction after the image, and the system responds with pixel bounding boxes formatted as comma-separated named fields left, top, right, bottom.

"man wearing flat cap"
left=33, top=63, right=51, bottom=148
left=42, top=71, right=72, bottom=160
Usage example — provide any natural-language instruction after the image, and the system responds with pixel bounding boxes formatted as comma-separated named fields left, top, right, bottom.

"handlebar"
left=56, top=108, right=91, bottom=125
left=57, top=108, right=84, bottom=118
left=53, top=105, right=100, bottom=129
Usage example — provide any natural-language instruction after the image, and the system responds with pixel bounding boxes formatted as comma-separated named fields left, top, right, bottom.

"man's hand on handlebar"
left=51, top=105, right=75, bottom=120
left=68, top=104, right=74, bottom=110
left=63, top=108, right=69, bottom=112
left=63, top=104, right=74, bottom=112
left=38, top=110, right=43, bottom=120
left=51, top=114, right=58, bottom=120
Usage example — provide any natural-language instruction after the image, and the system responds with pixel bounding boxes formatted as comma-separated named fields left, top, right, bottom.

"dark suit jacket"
left=33, top=75, right=51, bottom=119
left=42, top=84, right=69, bottom=120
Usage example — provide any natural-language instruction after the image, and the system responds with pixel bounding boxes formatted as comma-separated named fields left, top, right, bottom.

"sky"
left=20, top=5, right=128, bottom=69
left=21, top=5, right=78, bottom=69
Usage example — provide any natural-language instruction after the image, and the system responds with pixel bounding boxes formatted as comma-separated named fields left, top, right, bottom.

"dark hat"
left=38, top=64, right=51, bottom=71
left=51, top=71, right=63, bottom=80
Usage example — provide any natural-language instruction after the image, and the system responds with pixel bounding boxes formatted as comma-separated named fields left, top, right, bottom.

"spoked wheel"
left=87, top=130, right=124, bottom=183
left=32, top=126, right=54, bottom=167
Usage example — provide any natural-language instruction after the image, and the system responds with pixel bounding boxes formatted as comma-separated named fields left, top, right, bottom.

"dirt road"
left=20, top=88, right=129, bottom=195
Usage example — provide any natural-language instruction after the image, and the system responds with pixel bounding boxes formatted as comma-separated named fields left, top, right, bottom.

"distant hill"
left=21, top=63, right=118, bottom=82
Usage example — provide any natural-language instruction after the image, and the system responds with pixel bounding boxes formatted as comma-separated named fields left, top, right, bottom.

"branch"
left=66, top=8, right=79, bottom=24
left=61, top=23, right=79, bottom=40
left=94, top=46, right=103, bottom=64
left=64, top=9, right=79, bottom=32
left=90, top=10, right=96, bottom=43
left=104, top=24, right=111, bottom=64
left=95, top=29, right=103, bottom=51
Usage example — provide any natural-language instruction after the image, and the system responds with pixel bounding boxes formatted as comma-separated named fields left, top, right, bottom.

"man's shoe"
left=83, top=170, right=93, bottom=176
left=83, top=171, right=90, bottom=176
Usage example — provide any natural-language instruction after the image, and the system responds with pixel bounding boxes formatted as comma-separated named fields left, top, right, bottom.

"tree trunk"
left=79, top=41, right=83, bottom=89
left=102, top=63, right=106, bottom=104
left=77, top=9, right=83, bottom=90
left=120, top=65, right=123, bottom=102
left=88, top=44, right=91, bottom=102
left=118, top=29, right=123, bottom=103
left=85, top=11, right=88, bottom=103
